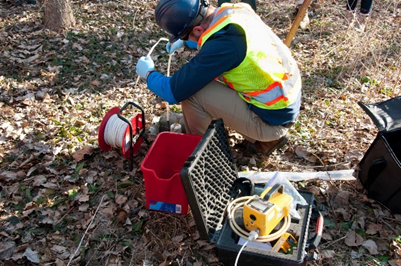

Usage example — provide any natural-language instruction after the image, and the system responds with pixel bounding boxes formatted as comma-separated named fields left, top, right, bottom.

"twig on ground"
left=54, top=206, right=76, bottom=226
left=321, top=235, right=347, bottom=249
left=309, top=152, right=336, bottom=187
left=382, top=216, right=401, bottom=225
left=67, top=194, right=106, bottom=266
left=128, top=239, right=138, bottom=266
left=379, top=217, right=399, bottom=235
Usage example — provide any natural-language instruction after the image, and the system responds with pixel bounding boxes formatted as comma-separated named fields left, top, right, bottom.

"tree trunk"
left=43, top=0, right=75, bottom=32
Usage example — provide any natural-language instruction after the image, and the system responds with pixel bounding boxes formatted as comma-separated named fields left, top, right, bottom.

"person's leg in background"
left=346, top=0, right=372, bottom=31
left=217, top=0, right=230, bottom=8
left=241, top=0, right=256, bottom=12
left=357, top=0, right=373, bottom=30
left=360, top=0, right=373, bottom=15
left=346, top=0, right=359, bottom=11
left=218, top=0, right=257, bottom=12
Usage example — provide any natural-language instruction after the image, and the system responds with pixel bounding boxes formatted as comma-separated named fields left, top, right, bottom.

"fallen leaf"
left=11, top=252, right=24, bottom=261
left=78, top=194, right=89, bottom=202
left=351, top=250, right=362, bottom=259
left=0, top=241, right=16, bottom=260
left=27, top=166, right=38, bottom=177
left=322, top=233, right=333, bottom=241
left=295, top=146, right=308, bottom=158
left=331, top=190, right=350, bottom=209
left=51, top=245, right=68, bottom=254
left=334, top=207, right=351, bottom=221
left=115, top=194, right=128, bottom=205
left=249, top=157, right=256, bottom=165
left=366, top=223, right=382, bottom=235
left=344, top=230, right=364, bottom=247
left=352, top=216, right=365, bottom=230
left=55, top=258, right=66, bottom=266
left=79, top=203, right=90, bottom=212
left=196, top=240, right=209, bottom=248
left=116, top=208, right=128, bottom=223
left=101, top=206, right=115, bottom=218
left=207, top=254, right=219, bottom=263
left=23, top=247, right=40, bottom=264
left=72, top=145, right=94, bottom=161
left=363, top=239, right=379, bottom=255
left=388, top=260, right=401, bottom=266
left=79, top=168, right=88, bottom=175
left=0, top=171, right=17, bottom=182
left=90, top=80, right=101, bottom=87
left=32, top=175, right=47, bottom=187
left=172, top=235, right=184, bottom=243
left=138, top=210, right=149, bottom=219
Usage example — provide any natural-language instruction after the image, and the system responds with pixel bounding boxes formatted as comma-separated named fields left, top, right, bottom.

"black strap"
left=365, top=157, right=386, bottom=190
left=233, top=177, right=254, bottom=196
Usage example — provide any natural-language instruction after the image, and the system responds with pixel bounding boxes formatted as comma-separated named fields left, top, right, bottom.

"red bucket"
left=141, top=132, right=202, bottom=214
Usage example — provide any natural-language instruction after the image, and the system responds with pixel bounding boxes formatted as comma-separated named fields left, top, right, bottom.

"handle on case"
left=364, top=157, right=386, bottom=190
left=117, top=102, right=148, bottom=171
left=233, top=177, right=255, bottom=196
left=261, top=183, right=283, bottom=201
left=308, top=210, right=323, bottom=250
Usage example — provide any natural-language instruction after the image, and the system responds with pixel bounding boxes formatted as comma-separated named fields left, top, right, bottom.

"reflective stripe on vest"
left=199, top=3, right=301, bottom=110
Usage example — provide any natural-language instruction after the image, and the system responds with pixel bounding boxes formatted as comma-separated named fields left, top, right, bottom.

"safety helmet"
left=155, top=0, right=209, bottom=42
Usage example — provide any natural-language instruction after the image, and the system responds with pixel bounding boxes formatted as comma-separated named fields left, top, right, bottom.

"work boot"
left=300, top=12, right=310, bottom=29
left=295, top=4, right=310, bottom=29
left=235, top=140, right=258, bottom=154
left=343, top=10, right=356, bottom=29
left=344, top=10, right=355, bottom=20
left=356, top=12, right=369, bottom=32
left=254, top=134, right=289, bottom=156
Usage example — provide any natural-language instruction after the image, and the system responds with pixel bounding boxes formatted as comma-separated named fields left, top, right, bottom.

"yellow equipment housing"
left=243, top=184, right=293, bottom=236
left=271, top=232, right=298, bottom=253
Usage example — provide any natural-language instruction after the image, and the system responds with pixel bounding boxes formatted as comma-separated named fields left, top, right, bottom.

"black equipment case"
left=357, top=96, right=401, bottom=214
left=180, top=119, right=321, bottom=266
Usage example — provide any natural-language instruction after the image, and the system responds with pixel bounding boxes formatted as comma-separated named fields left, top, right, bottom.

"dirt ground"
left=1, top=0, right=401, bottom=265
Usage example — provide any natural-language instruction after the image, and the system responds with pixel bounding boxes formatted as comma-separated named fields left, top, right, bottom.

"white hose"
left=134, top=37, right=171, bottom=87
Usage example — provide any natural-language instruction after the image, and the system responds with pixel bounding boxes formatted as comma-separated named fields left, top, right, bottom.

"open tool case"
left=180, top=119, right=321, bottom=265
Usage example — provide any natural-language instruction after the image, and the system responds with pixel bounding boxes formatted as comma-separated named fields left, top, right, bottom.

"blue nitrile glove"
left=166, top=39, right=184, bottom=54
left=136, top=56, right=155, bottom=79
left=185, top=40, right=198, bottom=50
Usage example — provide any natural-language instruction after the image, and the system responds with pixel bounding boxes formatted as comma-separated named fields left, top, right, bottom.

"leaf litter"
left=0, top=0, right=401, bottom=265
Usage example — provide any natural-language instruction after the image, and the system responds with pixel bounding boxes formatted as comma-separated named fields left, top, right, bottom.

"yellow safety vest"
left=198, top=3, right=301, bottom=110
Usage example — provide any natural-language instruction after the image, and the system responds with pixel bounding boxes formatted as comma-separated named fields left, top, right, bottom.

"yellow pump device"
left=243, top=184, right=293, bottom=236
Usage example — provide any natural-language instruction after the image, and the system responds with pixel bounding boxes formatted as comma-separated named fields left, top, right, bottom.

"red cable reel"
left=98, top=102, right=147, bottom=170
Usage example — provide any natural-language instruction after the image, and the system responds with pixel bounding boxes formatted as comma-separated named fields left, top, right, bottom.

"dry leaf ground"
left=1, top=0, right=401, bottom=265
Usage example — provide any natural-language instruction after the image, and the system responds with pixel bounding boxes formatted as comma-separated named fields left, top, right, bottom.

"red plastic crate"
left=141, top=132, right=202, bottom=214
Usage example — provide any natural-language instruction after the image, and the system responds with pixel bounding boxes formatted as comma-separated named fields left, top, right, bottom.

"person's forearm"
left=146, top=72, right=178, bottom=104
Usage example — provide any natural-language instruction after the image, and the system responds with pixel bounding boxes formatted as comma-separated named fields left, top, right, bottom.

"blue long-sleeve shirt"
left=146, top=24, right=301, bottom=126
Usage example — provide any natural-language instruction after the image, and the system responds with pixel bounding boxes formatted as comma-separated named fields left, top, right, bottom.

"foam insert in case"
left=180, top=119, right=319, bottom=265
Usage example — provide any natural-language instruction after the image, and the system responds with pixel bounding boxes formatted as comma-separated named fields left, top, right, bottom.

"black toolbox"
left=357, top=96, right=401, bottom=214
left=180, top=119, right=321, bottom=265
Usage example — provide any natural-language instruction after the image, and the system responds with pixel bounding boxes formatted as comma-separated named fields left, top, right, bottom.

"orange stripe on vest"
left=242, top=82, right=282, bottom=97
left=199, top=15, right=230, bottom=46
left=265, top=95, right=289, bottom=106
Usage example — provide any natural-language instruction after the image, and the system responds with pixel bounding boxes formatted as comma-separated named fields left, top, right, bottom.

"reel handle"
left=117, top=102, right=147, bottom=171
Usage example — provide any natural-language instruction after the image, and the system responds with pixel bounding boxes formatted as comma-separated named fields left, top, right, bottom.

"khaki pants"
left=181, top=81, right=289, bottom=143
